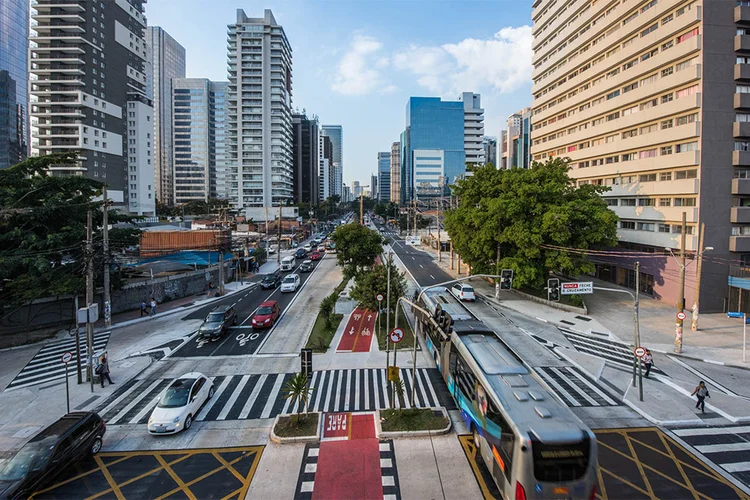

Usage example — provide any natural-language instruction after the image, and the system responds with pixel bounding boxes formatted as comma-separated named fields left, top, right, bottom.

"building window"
left=638, top=222, right=655, bottom=231
left=661, top=119, right=674, bottom=129
left=621, top=198, right=636, bottom=207
left=676, top=141, right=698, bottom=153
left=674, top=197, right=697, bottom=207
left=622, top=129, right=638, bottom=139
left=641, top=24, right=658, bottom=38
left=658, top=224, right=671, bottom=233
left=662, top=66, right=674, bottom=78
left=621, top=221, right=636, bottom=230
left=676, top=113, right=698, bottom=126
left=606, top=199, right=619, bottom=207
left=659, top=198, right=672, bottom=206
left=660, top=146, right=673, bottom=156
left=675, top=169, right=698, bottom=179
left=639, top=174, right=657, bottom=182
left=677, top=28, right=699, bottom=44
left=640, top=124, right=657, bottom=134
left=638, top=199, right=656, bottom=207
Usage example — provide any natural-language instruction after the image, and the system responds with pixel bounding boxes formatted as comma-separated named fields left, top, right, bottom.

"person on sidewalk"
left=691, top=381, right=710, bottom=413
left=150, top=297, right=157, bottom=316
left=642, top=349, right=654, bottom=378
left=140, top=301, right=147, bottom=317
left=98, top=353, right=114, bottom=387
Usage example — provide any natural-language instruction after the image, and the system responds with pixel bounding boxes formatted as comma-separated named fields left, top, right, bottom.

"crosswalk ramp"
left=672, top=426, right=750, bottom=485
left=559, top=328, right=664, bottom=376
left=92, top=368, right=447, bottom=425
left=533, top=366, right=620, bottom=407
left=5, top=331, right=111, bottom=391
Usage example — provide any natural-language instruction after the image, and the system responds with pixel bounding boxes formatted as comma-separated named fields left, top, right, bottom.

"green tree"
left=282, top=372, right=313, bottom=422
left=332, top=223, right=383, bottom=276
left=443, top=158, right=618, bottom=291
left=350, top=262, right=407, bottom=312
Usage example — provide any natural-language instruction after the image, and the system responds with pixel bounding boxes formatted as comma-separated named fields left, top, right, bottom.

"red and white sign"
left=376, top=294, right=384, bottom=302
left=634, top=347, right=646, bottom=358
left=561, top=282, right=594, bottom=295
left=389, top=328, right=404, bottom=343
left=61, top=352, right=73, bottom=364
left=677, top=311, right=687, bottom=321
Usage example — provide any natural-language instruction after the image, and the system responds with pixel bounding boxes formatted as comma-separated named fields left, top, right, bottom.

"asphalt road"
left=377, top=225, right=452, bottom=288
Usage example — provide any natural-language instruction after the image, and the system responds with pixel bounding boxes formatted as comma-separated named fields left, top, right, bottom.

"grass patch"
left=305, top=278, right=348, bottom=353
left=274, top=413, right=319, bottom=438
left=380, top=408, right=448, bottom=432
left=520, top=286, right=584, bottom=308
left=375, top=306, right=417, bottom=350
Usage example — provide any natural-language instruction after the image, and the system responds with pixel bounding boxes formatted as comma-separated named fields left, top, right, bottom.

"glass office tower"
left=0, top=0, right=29, bottom=168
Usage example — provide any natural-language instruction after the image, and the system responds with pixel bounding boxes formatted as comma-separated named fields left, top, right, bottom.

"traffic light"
left=500, top=269, right=514, bottom=290
left=548, top=278, right=561, bottom=302
left=432, top=304, right=453, bottom=336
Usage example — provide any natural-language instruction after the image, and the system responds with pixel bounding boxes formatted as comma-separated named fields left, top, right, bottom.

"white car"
left=267, top=245, right=278, bottom=254
left=451, top=283, right=476, bottom=302
left=280, top=273, right=301, bottom=293
left=303, top=244, right=313, bottom=252
left=317, top=245, right=326, bottom=253
left=148, top=373, right=214, bottom=435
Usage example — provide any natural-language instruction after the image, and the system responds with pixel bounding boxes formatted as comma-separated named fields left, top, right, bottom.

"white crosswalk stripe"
left=558, top=328, right=664, bottom=375
left=534, top=366, right=620, bottom=407
left=5, top=331, right=111, bottom=391
left=673, top=426, right=750, bottom=483
left=92, top=368, right=445, bottom=425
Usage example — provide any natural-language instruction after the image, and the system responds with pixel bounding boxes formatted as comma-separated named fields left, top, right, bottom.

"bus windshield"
left=530, top=434, right=591, bottom=482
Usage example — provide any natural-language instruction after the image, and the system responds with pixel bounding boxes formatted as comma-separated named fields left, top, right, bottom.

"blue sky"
left=146, top=0, right=534, bottom=185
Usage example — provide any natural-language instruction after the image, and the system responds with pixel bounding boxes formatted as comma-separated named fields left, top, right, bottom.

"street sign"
left=560, top=282, right=594, bottom=295
left=61, top=352, right=73, bottom=364
left=634, top=347, right=646, bottom=358
left=300, top=348, right=313, bottom=379
left=389, top=327, right=404, bottom=343
left=388, top=366, right=401, bottom=382
left=376, top=294, right=384, bottom=302
left=677, top=311, right=687, bottom=321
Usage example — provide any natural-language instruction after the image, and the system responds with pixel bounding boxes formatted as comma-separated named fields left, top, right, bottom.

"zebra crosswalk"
left=534, top=366, right=619, bottom=407
left=559, top=328, right=664, bottom=375
left=91, top=368, right=447, bottom=426
left=6, top=331, right=111, bottom=391
left=672, top=426, right=750, bottom=486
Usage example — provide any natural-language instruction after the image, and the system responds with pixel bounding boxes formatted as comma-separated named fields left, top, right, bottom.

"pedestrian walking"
left=642, top=349, right=654, bottom=378
left=98, top=352, right=114, bottom=387
left=691, top=381, right=710, bottom=413
left=150, top=297, right=157, bottom=316
left=140, top=301, right=147, bottom=317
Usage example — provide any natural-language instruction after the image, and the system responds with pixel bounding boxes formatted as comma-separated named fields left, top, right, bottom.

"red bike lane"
left=336, top=308, right=376, bottom=353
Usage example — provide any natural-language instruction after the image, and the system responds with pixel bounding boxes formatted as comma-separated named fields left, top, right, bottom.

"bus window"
left=487, top=401, right=514, bottom=480
left=530, top=433, right=591, bottom=482
left=449, top=344, right=458, bottom=376
left=455, top=356, right=476, bottom=402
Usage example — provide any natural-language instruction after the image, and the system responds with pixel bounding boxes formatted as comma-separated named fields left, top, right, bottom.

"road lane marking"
left=239, top=374, right=268, bottom=419
left=260, top=374, right=285, bottom=418
left=196, top=376, right=231, bottom=421
left=430, top=274, right=435, bottom=280
left=217, top=374, right=251, bottom=420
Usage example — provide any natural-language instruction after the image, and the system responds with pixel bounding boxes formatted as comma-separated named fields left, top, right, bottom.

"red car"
left=309, top=251, right=322, bottom=261
left=251, top=301, right=280, bottom=329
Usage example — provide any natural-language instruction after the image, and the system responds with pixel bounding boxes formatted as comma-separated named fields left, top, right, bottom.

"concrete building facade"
left=460, top=92, right=485, bottom=166
left=127, top=93, right=154, bottom=215
left=390, top=141, right=401, bottom=204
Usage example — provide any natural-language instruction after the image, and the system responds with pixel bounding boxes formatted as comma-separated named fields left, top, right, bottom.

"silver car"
left=280, top=273, right=301, bottom=293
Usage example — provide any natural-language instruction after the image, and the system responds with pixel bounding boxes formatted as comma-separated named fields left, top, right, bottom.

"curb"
left=269, top=412, right=321, bottom=444
left=647, top=348, right=750, bottom=373
left=375, top=407, right=452, bottom=439
left=622, top=385, right=704, bottom=427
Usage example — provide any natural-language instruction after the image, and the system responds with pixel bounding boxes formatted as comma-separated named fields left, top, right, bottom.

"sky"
left=146, top=0, right=535, bottom=186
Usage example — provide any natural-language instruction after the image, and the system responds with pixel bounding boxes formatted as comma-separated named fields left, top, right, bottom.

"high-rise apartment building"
left=371, top=174, right=378, bottom=200
left=483, top=136, right=498, bottom=167
left=498, top=130, right=508, bottom=169
left=292, top=112, right=320, bottom=205
left=459, top=92, right=485, bottom=166
left=227, top=9, right=293, bottom=208
left=504, top=108, right=532, bottom=169
left=321, top=125, right=343, bottom=198
left=146, top=26, right=186, bottom=204
left=390, top=141, right=401, bottom=204
left=319, top=133, right=333, bottom=201
left=353, top=181, right=361, bottom=198
left=30, top=0, right=151, bottom=212
left=127, top=93, right=154, bottom=215
left=530, top=0, right=732, bottom=311
left=211, top=81, right=229, bottom=200
left=0, top=0, right=29, bottom=169
left=378, top=151, right=391, bottom=201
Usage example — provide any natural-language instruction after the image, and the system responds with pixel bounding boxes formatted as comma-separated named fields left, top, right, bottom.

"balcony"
left=736, top=93, right=750, bottom=109
left=735, top=122, right=750, bottom=138
left=30, top=64, right=84, bottom=75
left=31, top=1, right=84, bottom=12
left=736, top=35, right=750, bottom=52
left=31, top=13, right=84, bottom=23
left=732, top=207, right=750, bottom=224
left=31, top=21, right=84, bottom=33
left=737, top=5, right=750, bottom=24
left=733, top=178, right=750, bottom=195
left=731, top=235, right=750, bottom=252
left=30, top=43, right=84, bottom=54
left=735, top=64, right=750, bottom=81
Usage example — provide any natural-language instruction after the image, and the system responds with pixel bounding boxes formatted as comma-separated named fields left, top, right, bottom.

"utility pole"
left=360, top=194, right=364, bottom=225
left=437, top=178, right=443, bottom=262
left=277, top=204, right=282, bottom=266
left=634, top=261, right=643, bottom=402
left=385, top=251, right=392, bottom=399
left=413, top=200, right=418, bottom=238
left=74, top=295, right=82, bottom=384
left=85, top=210, right=94, bottom=393
left=102, top=187, right=111, bottom=327
left=218, top=234, right=225, bottom=295
left=675, top=212, right=687, bottom=353
left=692, top=222, right=706, bottom=331
left=265, top=206, right=269, bottom=258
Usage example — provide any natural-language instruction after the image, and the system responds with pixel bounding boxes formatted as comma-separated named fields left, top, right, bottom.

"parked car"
left=251, top=301, right=280, bottom=328
left=280, top=274, right=301, bottom=293
left=260, top=270, right=282, bottom=289
left=303, top=244, right=313, bottom=252
left=295, top=248, right=307, bottom=259
left=0, top=412, right=106, bottom=499
left=317, top=245, right=326, bottom=253
left=198, top=305, right=237, bottom=340
left=148, top=373, right=214, bottom=435
left=309, top=251, right=322, bottom=261
left=451, top=283, right=476, bottom=302
left=299, top=260, right=314, bottom=272
left=267, top=245, right=278, bottom=254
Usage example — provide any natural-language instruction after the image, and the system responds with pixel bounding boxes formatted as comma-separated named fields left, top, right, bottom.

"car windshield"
left=283, top=276, right=295, bottom=283
left=462, top=286, right=474, bottom=293
left=206, top=312, right=223, bottom=322
left=0, top=438, right=55, bottom=481
left=262, top=275, right=275, bottom=282
left=257, top=306, right=274, bottom=315
left=158, top=378, right=195, bottom=408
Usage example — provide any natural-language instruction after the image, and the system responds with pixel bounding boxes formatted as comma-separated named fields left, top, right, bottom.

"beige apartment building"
left=531, top=0, right=750, bottom=313
left=390, top=141, right=401, bottom=205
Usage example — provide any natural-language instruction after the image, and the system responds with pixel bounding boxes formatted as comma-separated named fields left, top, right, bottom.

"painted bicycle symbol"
left=361, top=328, right=371, bottom=337
left=236, top=332, right=260, bottom=346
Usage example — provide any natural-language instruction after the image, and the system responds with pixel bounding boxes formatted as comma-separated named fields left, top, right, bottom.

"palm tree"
left=283, top=372, right=313, bottom=422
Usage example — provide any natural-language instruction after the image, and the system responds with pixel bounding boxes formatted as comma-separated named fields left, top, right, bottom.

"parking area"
left=31, top=446, right=263, bottom=499
left=458, top=427, right=748, bottom=500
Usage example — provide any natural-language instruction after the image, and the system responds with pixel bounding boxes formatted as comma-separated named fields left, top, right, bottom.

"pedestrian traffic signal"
left=548, top=278, right=561, bottom=302
left=500, top=269, right=514, bottom=290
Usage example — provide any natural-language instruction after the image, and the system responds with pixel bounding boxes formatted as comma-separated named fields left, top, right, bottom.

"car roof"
left=459, top=284, right=474, bottom=290
left=260, top=300, right=278, bottom=307
left=283, top=274, right=298, bottom=279
left=212, top=305, right=232, bottom=312
left=303, top=260, right=312, bottom=264
left=30, top=412, right=98, bottom=442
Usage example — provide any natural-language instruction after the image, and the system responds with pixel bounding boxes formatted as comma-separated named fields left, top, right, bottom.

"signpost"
left=561, top=282, right=594, bottom=295
left=389, top=327, right=404, bottom=344
left=677, top=311, right=687, bottom=321
left=377, top=294, right=384, bottom=340
left=634, top=347, right=646, bottom=358
left=61, top=352, right=73, bottom=413
left=728, top=312, right=748, bottom=362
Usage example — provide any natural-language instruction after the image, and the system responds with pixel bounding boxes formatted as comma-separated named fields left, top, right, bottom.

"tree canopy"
left=350, top=261, right=407, bottom=312
left=332, top=223, right=383, bottom=276
left=443, top=158, right=618, bottom=290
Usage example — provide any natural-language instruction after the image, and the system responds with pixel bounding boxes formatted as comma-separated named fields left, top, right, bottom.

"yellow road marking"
left=458, top=435, right=496, bottom=500
left=599, top=468, right=653, bottom=497
left=220, top=486, right=244, bottom=500
left=596, top=463, right=607, bottom=500
left=93, top=455, right=125, bottom=500
left=212, top=451, right=246, bottom=483
left=155, top=454, right=197, bottom=500
left=622, top=431, right=656, bottom=499
left=156, top=451, right=256, bottom=499
left=657, top=432, right=700, bottom=500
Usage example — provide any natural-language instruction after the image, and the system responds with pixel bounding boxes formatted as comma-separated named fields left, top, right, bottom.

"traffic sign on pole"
left=389, top=327, right=404, bottom=343
left=61, top=352, right=73, bottom=364
left=376, top=294, right=384, bottom=302
left=634, top=347, right=646, bottom=358
left=677, top=312, right=687, bottom=321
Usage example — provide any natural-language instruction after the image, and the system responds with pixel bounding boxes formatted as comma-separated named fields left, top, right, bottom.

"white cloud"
left=393, top=26, right=533, bottom=96
left=331, top=35, right=394, bottom=96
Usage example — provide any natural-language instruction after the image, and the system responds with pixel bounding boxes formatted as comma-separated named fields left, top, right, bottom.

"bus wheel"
left=473, top=426, right=481, bottom=454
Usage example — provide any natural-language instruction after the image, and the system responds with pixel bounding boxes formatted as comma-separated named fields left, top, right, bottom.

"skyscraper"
left=227, top=9, right=293, bottom=209
left=390, top=142, right=401, bottom=205
left=146, top=26, right=186, bottom=205
left=459, top=92, right=485, bottom=166
left=483, top=136, right=498, bottom=167
left=504, top=108, right=531, bottom=169
left=171, top=78, right=227, bottom=205
left=127, top=93, right=155, bottom=215
left=30, top=0, right=151, bottom=212
left=378, top=152, right=390, bottom=201
left=292, top=112, right=320, bottom=205
left=0, top=0, right=29, bottom=168
left=322, top=125, right=343, bottom=196
left=211, top=81, right=229, bottom=200
left=319, top=134, right=333, bottom=201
